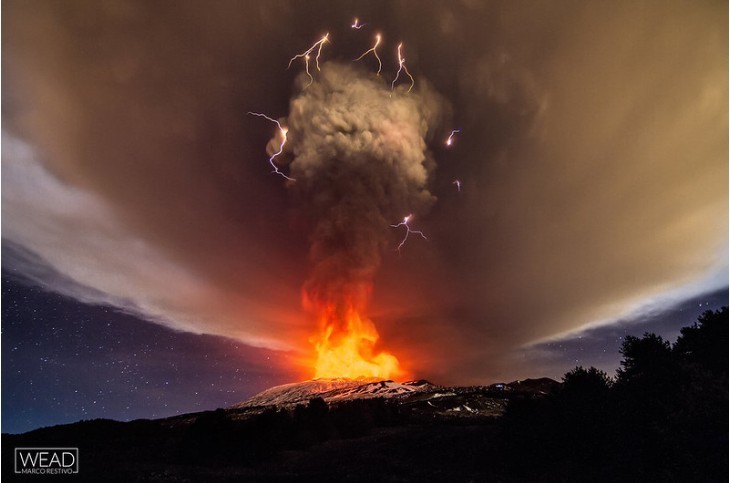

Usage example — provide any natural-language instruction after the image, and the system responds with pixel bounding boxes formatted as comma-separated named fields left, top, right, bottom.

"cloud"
left=2, top=0, right=726, bottom=383
left=2, top=132, right=298, bottom=349
left=380, top=0, right=728, bottom=381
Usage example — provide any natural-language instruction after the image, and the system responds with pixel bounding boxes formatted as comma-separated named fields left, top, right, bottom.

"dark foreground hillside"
left=3, top=308, right=727, bottom=482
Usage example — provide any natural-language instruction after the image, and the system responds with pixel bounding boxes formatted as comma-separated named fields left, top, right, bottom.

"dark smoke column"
left=272, top=62, right=445, bottom=379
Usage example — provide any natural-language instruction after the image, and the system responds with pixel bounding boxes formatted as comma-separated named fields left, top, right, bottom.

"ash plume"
left=274, top=62, right=446, bottom=313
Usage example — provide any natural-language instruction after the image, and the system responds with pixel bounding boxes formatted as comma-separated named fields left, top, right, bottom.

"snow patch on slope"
left=233, top=378, right=434, bottom=408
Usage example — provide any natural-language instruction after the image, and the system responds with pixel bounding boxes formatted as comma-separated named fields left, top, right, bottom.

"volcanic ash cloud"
left=269, top=62, right=446, bottom=378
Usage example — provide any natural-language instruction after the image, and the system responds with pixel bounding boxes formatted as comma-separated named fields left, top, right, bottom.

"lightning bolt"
left=355, top=33, right=382, bottom=75
left=247, top=112, right=294, bottom=181
left=303, top=54, right=313, bottom=87
left=351, top=18, right=365, bottom=29
left=391, top=43, right=415, bottom=92
left=390, top=214, right=427, bottom=252
left=446, top=129, right=461, bottom=147
left=287, top=33, right=330, bottom=85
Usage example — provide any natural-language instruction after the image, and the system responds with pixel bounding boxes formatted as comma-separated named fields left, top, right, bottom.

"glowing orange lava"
left=305, top=292, right=403, bottom=380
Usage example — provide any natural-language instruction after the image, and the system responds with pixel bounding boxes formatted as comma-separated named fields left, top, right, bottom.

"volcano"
left=230, top=377, right=560, bottom=420
left=233, top=378, right=435, bottom=408
left=2, top=377, right=559, bottom=480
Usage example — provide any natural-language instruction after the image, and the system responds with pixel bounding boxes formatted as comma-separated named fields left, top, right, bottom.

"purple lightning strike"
left=391, top=43, right=415, bottom=92
left=355, top=33, right=383, bottom=75
left=390, top=214, right=427, bottom=252
left=247, top=112, right=294, bottom=181
left=287, top=34, right=330, bottom=85
left=446, top=129, right=461, bottom=147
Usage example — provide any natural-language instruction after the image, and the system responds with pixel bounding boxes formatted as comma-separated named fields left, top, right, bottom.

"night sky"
left=2, top=0, right=727, bottom=433
left=2, top=269, right=298, bottom=434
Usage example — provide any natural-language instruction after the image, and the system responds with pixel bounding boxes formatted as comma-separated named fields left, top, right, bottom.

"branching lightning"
left=446, top=129, right=461, bottom=147
left=355, top=33, right=382, bottom=75
left=351, top=18, right=365, bottom=29
left=390, top=214, right=427, bottom=252
left=287, top=34, right=330, bottom=85
left=391, top=43, right=415, bottom=92
left=303, top=54, right=314, bottom=87
left=247, top=112, right=294, bottom=181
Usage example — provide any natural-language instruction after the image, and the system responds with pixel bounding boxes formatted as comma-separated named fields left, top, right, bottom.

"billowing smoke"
left=267, top=62, right=446, bottom=373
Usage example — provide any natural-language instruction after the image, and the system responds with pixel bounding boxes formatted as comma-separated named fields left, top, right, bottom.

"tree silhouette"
left=608, top=309, right=728, bottom=481
left=562, top=366, right=612, bottom=398
left=499, top=308, right=728, bottom=482
left=617, top=332, right=671, bottom=374
left=616, top=332, right=676, bottom=391
left=674, top=307, right=728, bottom=377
